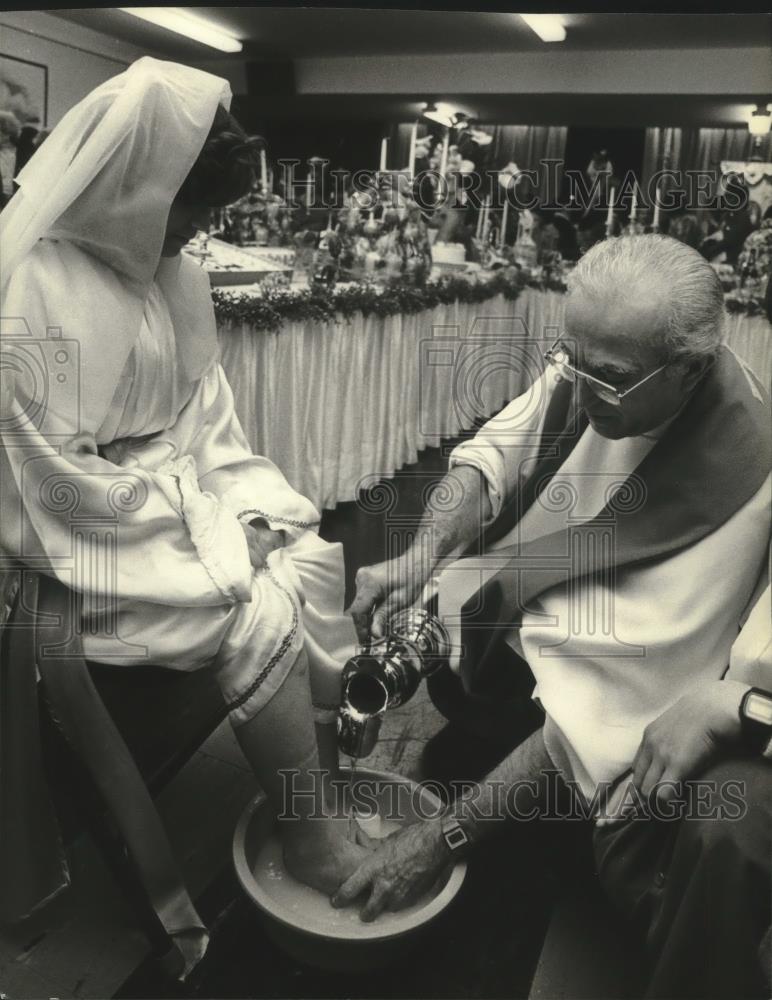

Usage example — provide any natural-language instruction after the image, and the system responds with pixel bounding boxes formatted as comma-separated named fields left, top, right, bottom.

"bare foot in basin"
left=282, top=816, right=376, bottom=895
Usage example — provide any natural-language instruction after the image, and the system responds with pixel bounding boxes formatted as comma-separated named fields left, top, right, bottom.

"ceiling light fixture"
left=119, top=7, right=243, bottom=53
left=423, top=102, right=471, bottom=128
left=520, top=14, right=566, bottom=43
left=748, top=104, right=772, bottom=136
left=423, top=102, right=454, bottom=128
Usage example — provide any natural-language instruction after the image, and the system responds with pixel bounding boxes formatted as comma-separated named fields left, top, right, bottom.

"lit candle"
left=652, top=183, right=661, bottom=231
left=481, top=195, right=491, bottom=243
left=327, top=211, right=333, bottom=231
left=380, top=138, right=388, bottom=172
left=306, top=170, right=313, bottom=210
left=439, top=132, right=449, bottom=177
left=605, top=186, right=616, bottom=236
left=630, top=187, right=637, bottom=222
left=260, top=149, right=268, bottom=193
left=500, top=189, right=509, bottom=249
left=408, top=121, right=418, bottom=179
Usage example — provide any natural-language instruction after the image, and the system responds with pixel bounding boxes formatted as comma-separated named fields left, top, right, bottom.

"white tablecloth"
left=218, top=288, right=771, bottom=511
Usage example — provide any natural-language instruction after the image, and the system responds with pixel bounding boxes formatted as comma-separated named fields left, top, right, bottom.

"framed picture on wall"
left=0, top=53, right=49, bottom=129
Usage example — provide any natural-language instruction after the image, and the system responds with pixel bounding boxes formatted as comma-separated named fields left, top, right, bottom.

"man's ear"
left=678, top=354, right=713, bottom=393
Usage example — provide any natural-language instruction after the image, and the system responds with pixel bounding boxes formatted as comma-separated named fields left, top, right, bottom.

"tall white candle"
left=500, top=189, right=509, bottom=249
left=306, top=170, right=313, bottom=210
left=630, top=187, right=637, bottom=222
left=605, top=186, right=616, bottom=235
left=380, top=138, right=388, bottom=172
left=408, top=121, right=418, bottom=178
left=260, top=149, right=268, bottom=193
left=439, top=132, right=449, bottom=177
left=481, top=195, right=491, bottom=243
left=652, top=183, right=661, bottom=231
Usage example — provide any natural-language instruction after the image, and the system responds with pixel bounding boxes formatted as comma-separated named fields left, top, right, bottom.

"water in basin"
left=252, top=814, right=431, bottom=934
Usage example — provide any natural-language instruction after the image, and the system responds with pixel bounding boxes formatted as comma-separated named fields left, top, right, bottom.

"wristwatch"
left=440, top=812, right=471, bottom=854
left=739, top=687, right=772, bottom=756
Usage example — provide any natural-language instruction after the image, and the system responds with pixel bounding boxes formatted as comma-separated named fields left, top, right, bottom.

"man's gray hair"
left=566, top=234, right=726, bottom=363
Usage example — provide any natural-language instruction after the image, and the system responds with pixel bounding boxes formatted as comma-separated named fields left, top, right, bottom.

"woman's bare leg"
left=233, top=647, right=370, bottom=894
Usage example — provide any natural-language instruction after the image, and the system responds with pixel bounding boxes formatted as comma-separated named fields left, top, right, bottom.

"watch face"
left=746, top=691, right=772, bottom=726
left=442, top=818, right=469, bottom=851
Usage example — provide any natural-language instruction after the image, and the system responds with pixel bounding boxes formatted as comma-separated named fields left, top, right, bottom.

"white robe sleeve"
left=447, top=368, right=558, bottom=521
left=168, top=362, right=322, bottom=541
left=1, top=250, right=252, bottom=607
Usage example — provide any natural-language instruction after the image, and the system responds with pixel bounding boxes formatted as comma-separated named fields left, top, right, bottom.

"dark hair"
left=177, top=104, right=263, bottom=208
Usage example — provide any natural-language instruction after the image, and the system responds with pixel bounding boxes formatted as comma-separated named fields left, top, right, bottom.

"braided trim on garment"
left=168, top=471, right=242, bottom=604
left=225, top=569, right=299, bottom=713
left=237, top=508, right=320, bottom=530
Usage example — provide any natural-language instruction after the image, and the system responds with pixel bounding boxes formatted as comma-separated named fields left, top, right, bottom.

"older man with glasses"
left=341, top=235, right=771, bottom=998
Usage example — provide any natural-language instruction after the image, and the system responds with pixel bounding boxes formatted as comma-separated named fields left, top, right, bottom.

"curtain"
left=392, top=122, right=567, bottom=200
left=486, top=125, right=567, bottom=201
left=642, top=127, right=772, bottom=195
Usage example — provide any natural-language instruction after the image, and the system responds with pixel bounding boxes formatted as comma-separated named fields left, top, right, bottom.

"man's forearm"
left=407, top=464, right=492, bottom=571
left=450, top=727, right=554, bottom=848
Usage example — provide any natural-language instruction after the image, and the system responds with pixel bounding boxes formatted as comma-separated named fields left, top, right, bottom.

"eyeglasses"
left=544, top=339, right=667, bottom=408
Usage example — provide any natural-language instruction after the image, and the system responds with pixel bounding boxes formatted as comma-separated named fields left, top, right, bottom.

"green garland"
left=724, top=292, right=768, bottom=319
left=212, top=269, right=532, bottom=332
left=212, top=269, right=767, bottom=331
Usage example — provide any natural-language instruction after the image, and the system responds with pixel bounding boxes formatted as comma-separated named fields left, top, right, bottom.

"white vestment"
left=441, top=367, right=771, bottom=804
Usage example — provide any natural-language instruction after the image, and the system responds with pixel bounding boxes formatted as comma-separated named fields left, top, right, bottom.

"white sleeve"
left=170, top=362, right=322, bottom=542
left=448, top=368, right=558, bottom=521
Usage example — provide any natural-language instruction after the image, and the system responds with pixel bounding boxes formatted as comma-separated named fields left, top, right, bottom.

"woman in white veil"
left=0, top=57, right=369, bottom=906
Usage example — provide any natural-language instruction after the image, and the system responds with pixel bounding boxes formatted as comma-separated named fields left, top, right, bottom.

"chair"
left=0, top=567, right=228, bottom=968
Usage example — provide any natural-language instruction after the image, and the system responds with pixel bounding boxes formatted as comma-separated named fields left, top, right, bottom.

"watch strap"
left=440, top=813, right=470, bottom=854
left=739, top=687, right=772, bottom=756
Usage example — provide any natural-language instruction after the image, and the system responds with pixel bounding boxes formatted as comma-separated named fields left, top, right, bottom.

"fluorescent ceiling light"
left=119, top=8, right=243, bottom=53
left=520, top=14, right=566, bottom=43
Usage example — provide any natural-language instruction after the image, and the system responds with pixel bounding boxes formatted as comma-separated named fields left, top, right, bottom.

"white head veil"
left=1, top=57, right=231, bottom=426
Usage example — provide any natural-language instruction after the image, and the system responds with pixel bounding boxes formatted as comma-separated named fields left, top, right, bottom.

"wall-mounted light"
left=423, top=102, right=455, bottom=128
left=422, top=103, right=476, bottom=130
left=119, top=7, right=243, bottom=53
left=520, top=14, right=566, bottom=43
left=748, top=104, right=772, bottom=136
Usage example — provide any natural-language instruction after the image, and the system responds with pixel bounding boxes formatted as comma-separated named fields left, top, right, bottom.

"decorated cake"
left=431, top=242, right=467, bottom=268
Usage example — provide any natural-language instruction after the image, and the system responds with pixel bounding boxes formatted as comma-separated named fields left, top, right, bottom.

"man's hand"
left=346, top=466, right=490, bottom=644
left=331, top=818, right=450, bottom=922
left=347, top=551, right=433, bottom=644
left=631, top=679, right=749, bottom=809
left=241, top=520, right=284, bottom=571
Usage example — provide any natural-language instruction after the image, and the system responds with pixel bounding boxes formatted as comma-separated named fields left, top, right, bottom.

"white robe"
left=1, top=241, right=355, bottom=724
left=441, top=367, right=771, bottom=803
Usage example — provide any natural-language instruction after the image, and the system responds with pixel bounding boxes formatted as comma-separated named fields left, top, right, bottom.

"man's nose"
left=578, top=378, right=609, bottom=411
